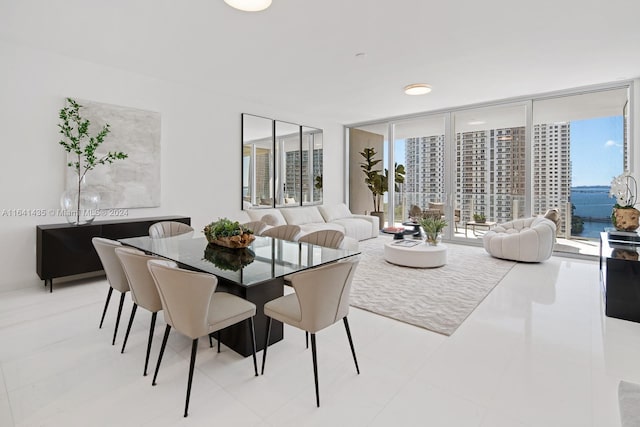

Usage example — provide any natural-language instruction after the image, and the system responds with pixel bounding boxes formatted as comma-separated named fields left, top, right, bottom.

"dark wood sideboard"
left=599, top=231, right=640, bottom=322
left=37, top=216, right=191, bottom=292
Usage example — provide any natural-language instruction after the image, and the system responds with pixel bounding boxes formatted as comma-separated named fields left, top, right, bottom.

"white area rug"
left=350, top=236, right=516, bottom=336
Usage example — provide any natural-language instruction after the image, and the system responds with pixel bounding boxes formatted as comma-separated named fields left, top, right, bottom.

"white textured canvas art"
left=64, top=99, right=161, bottom=208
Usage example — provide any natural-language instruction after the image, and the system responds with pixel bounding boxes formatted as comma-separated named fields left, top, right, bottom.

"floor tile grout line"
left=1, top=364, right=16, bottom=427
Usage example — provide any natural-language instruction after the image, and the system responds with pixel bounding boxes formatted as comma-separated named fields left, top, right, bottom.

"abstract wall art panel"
left=64, top=99, right=161, bottom=209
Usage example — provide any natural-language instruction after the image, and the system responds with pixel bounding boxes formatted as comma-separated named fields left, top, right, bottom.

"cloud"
left=605, top=140, right=622, bottom=148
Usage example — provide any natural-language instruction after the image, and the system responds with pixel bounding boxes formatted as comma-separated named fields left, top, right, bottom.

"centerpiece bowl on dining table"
left=203, top=218, right=255, bottom=249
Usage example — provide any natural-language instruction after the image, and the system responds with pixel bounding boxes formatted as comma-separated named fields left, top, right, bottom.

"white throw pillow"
left=280, top=206, right=325, bottom=225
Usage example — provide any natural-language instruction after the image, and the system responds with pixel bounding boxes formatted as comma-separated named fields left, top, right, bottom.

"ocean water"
left=571, top=186, right=613, bottom=219
left=571, top=186, right=612, bottom=239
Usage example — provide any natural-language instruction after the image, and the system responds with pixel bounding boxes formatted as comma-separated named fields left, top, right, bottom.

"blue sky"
left=570, top=116, right=623, bottom=186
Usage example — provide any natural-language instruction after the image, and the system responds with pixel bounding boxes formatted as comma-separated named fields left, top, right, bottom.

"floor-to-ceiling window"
left=532, top=88, right=628, bottom=244
left=393, top=115, right=447, bottom=227
left=346, top=83, right=632, bottom=256
left=452, top=103, right=527, bottom=242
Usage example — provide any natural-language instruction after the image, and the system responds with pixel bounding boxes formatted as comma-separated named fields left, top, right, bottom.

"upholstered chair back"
left=147, top=260, right=217, bottom=340
left=242, top=220, right=267, bottom=236
left=261, top=224, right=301, bottom=241
left=92, top=237, right=130, bottom=293
left=298, top=230, right=345, bottom=249
left=148, top=221, right=194, bottom=239
left=115, top=247, right=162, bottom=313
left=288, top=259, right=359, bottom=333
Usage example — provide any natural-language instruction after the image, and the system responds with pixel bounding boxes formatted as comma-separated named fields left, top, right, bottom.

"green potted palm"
left=419, top=217, right=447, bottom=245
left=359, top=147, right=405, bottom=226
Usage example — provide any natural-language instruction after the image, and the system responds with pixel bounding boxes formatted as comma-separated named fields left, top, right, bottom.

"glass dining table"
left=119, top=234, right=360, bottom=357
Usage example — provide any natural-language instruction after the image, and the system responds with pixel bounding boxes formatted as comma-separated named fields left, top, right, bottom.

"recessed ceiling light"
left=224, top=0, right=272, bottom=12
left=468, top=120, right=486, bottom=125
left=404, top=83, right=432, bottom=95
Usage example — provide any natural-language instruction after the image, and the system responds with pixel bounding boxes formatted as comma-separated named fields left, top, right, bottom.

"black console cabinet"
left=600, top=231, right=640, bottom=322
left=37, top=216, right=191, bottom=292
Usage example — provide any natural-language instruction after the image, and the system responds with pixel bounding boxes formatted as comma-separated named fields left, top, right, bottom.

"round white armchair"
left=483, top=217, right=556, bottom=262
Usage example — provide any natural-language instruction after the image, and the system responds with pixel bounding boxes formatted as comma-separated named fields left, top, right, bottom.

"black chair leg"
left=184, top=338, right=198, bottom=418
left=310, top=333, right=320, bottom=407
left=249, top=317, right=258, bottom=376
left=260, top=317, right=273, bottom=375
left=99, top=287, right=113, bottom=329
left=217, top=331, right=221, bottom=353
left=208, top=333, right=213, bottom=348
left=112, top=292, right=126, bottom=345
left=121, top=303, right=138, bottom=353
left=343, top=317, right=360, bottom=375
left=152, top=325, right=171, bottom=386
left=143, top=312, right=157, bottom=376
left=306, top=331, right=309, bottom=349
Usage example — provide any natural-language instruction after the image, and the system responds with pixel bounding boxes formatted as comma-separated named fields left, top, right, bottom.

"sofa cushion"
left=280, top=206, right=325, bottom=225
left=318, top=203, right=352, bottom=222
left=331, top=218, right=374, bottom=241
left=245, top=208, right=287, bottom=226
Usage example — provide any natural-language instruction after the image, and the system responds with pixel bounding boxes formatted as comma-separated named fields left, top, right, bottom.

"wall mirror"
left=302, top=126, right=323, bottom=205
left=275, top=120, right=301, bottom=208
left=242, top=114, right=323, bottom=209
left=242, top=114, right=273, bottom=208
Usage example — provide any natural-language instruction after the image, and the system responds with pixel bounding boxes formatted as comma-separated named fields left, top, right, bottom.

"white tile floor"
left=1, top=252, right=639, bottom=426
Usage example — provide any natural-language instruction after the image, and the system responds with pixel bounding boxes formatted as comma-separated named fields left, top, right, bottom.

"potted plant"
left=58, top=98, right=128, bottom=225
left=359, top=147, right=405, bottom=226
left=203, top=218, right=255, bottom=248
left=473, top=213, right=486, bottom=223
left=419, top=217, right=448, bottom=245
left=610, top=172, right=640, bottom=231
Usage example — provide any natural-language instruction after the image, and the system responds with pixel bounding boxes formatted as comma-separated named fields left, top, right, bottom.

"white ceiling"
left=1, top=0, right=639, bottom=125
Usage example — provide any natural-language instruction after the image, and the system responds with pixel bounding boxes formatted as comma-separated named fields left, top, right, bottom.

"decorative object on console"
left=58, top=98, right=128, bottom=225
left=611, top=248, right=639, bottom=261
left=203, top=218, right=255, bottom=248
left=419, top=216, right=447, bottom=246
left=610, top=172, right=640, bottom=232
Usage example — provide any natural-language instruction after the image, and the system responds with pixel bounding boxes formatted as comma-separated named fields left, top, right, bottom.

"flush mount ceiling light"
left=224, top=0, right=272, bottom=12
left=404, top=83, right=432, bottom=95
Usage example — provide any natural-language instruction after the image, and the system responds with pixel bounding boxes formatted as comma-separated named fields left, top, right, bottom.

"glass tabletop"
left=119, top=235, right=360, bottom=287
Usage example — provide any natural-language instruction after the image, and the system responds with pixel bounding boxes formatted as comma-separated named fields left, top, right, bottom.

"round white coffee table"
left=384, top=240, right=447, bottom=268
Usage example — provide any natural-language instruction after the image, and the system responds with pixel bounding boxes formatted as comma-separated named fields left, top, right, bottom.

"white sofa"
left=482, top=216, right=556, bottom=262
left=244, top=203, right=378, bottom=241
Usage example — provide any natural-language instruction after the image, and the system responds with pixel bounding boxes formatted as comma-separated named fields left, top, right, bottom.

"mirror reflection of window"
left=302, top=127, right=323, bottom=205
left=242, top=114, right=273, bottom=209
left=242, top=114, right=323, bottom=210
left=275, top=121, right=301, bottom=208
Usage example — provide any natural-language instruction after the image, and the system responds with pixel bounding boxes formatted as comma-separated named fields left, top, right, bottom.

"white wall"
left=0, top=40, right=344, bottom=293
